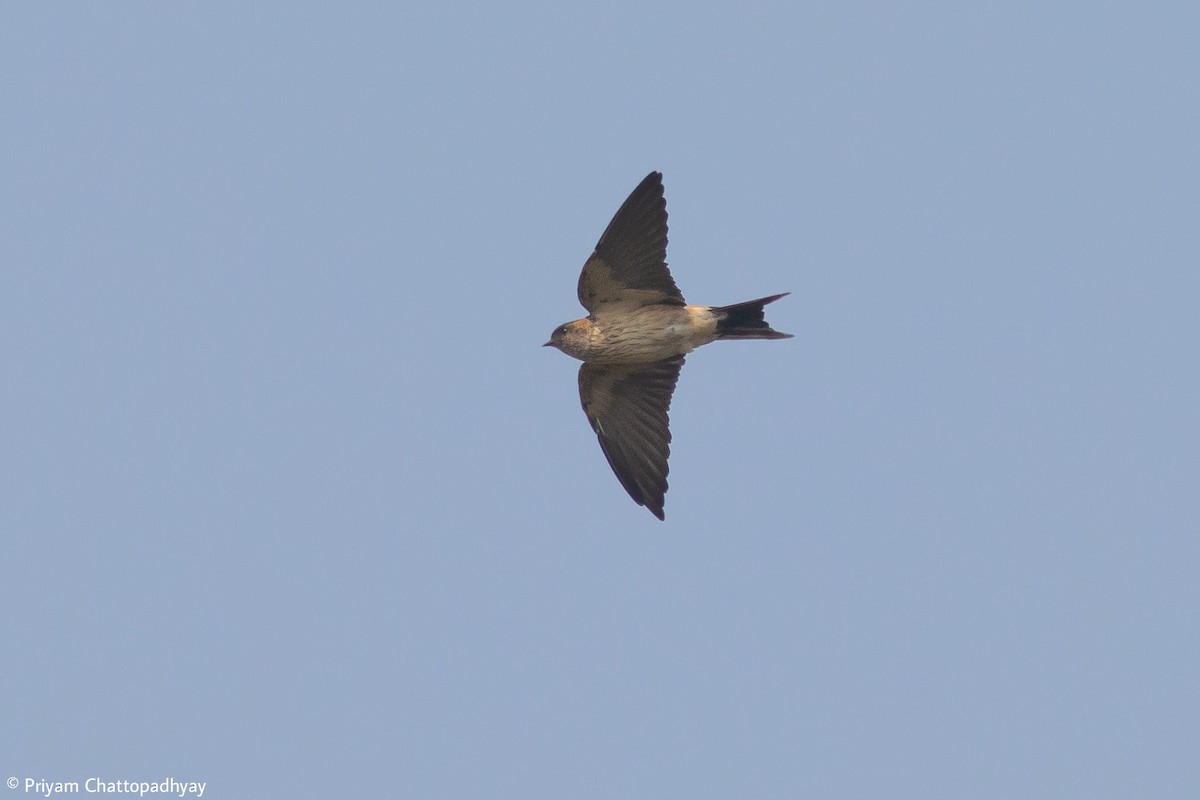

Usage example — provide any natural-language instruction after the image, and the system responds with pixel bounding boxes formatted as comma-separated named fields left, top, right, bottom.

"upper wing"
left=578, top=355, right=684, bottom=520
left=577, top=171, right=685, bottom=313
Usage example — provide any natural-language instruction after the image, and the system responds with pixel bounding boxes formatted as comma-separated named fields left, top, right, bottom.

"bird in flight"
left=544, top=171, right=791, bottom=520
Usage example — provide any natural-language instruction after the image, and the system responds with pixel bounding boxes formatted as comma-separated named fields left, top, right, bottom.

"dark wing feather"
left=578, top=356, right=684, bottom=520
left=577, top=172, right=685, bottom=313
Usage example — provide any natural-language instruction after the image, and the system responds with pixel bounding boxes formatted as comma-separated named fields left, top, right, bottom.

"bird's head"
left=543, top=324, right=567, bottom=351
left=543, top=318, right=589, bottom=359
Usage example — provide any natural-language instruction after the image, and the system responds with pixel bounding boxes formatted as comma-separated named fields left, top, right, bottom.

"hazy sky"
left=3, top=3, right=1197, bottom=798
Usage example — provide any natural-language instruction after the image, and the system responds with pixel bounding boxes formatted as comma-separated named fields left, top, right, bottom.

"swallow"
left=544, top=171, right=791, bottom=520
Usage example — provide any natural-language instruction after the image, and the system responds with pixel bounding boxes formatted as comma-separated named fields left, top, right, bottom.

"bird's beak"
left=542, top=340, right=554, bottom=347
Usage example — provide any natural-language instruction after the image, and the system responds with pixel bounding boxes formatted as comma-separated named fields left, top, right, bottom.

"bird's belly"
left=585, top=309, right=715, bottom=364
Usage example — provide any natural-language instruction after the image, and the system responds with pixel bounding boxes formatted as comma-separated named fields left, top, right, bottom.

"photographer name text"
left=12, top=778, right=205, bottom=798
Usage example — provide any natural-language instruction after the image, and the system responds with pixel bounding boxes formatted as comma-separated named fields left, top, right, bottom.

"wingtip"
left=639, top=170, right=664, bottom=190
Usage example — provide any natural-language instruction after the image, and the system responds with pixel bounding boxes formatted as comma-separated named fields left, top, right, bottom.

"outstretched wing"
left=577, top=356, right=684, bottom=520
left=577, top=171, right=685, bottom=313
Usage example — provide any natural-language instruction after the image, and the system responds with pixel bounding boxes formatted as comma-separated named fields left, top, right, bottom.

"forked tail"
left=713, top=293, right=793, bottom=340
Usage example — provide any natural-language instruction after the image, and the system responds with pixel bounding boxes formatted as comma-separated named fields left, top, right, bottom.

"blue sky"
left=3, top=3, right=1198, bottom=798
